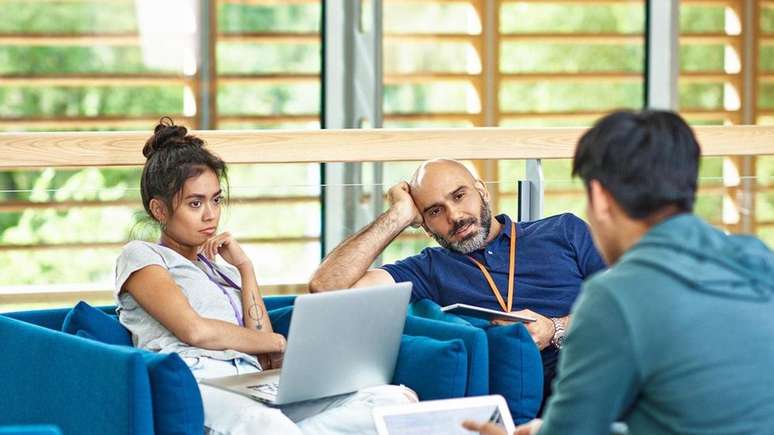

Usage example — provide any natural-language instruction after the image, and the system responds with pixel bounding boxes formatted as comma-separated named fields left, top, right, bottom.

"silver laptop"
left=200, top=282, right=412, bottom=405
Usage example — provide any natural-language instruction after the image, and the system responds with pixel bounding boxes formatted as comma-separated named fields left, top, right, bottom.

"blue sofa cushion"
left=61, top=301, right=132, bottom=346
left=392, top=334, right=468, bottom=400
left=267, top=306, right=294, bottom=337
left=403, top=315, right=489, bottom=397
left=76, top=330, right=204, bottom=435
left=408, top=300, right=543, bottom=422
left=485, top=324, right=543, bottom=424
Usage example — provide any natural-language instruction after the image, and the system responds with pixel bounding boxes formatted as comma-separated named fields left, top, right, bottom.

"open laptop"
left=201, top=282, right=412, bottom=405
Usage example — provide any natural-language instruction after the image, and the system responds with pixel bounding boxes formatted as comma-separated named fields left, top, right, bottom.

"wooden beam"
left=218, top=32, right=319, bottom=44
left=1, top=126, right=774, bottom=168
left=384, top=112, right=480, bottom=122
left=219, top=73, right=319, bottom=85
left=500, top=71, right=740, bottom=84
left=760, top=73, right=774, bottom=83
left=384, top=73, right=482, bottom=84
left=218, top=114, right=320, bottom=124
left=0, top=196, right=320, bottom=213
left=0, top=116, right=193, bottom=130
left=500, top=33, right=643, bottom=44
left=500, top=0, right=736, bottom=3
left=0, top=74, right=189, bottom=87
left=500, top=32, right=739, bottom=45
left=0, top=33, right=141, bottom=46
left=0, top=236, right=320, bottom=252
left=501, top=72, right=642, bottom=82
left=680, top=33, right=742, bottom=45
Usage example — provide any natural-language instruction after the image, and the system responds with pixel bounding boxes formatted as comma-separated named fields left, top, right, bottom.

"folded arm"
left=123, top=264, right=285, bottom=354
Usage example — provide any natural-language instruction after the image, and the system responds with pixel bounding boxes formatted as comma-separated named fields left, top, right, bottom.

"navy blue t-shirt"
left=382, top=213, right=605, bottom=389
left=382, top=213, right=606, bottom=317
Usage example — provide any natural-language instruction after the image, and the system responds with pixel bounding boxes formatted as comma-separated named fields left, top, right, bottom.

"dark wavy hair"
left=140, top=117, right=228, bottom=223
left=572, top=110, right=700, bottom=219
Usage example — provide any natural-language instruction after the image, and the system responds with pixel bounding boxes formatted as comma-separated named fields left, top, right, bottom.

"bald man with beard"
left=309, top=159, right=605, bottom=411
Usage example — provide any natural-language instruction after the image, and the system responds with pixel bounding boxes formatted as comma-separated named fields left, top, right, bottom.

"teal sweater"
left=539, top=214, right=774, bottom=435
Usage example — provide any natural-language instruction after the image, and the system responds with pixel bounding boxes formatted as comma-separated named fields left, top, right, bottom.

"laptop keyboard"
left=246, top=382, right=280, bottom=399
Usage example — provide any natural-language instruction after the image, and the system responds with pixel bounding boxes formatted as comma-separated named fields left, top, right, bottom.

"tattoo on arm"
left=248, top=293, right=264, bottom=330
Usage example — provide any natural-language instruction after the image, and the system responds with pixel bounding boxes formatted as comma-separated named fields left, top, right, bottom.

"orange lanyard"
left=467, top=222, right=516, bottom=313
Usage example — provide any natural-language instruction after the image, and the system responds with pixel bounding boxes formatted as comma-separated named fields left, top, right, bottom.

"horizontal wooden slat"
left=385, top=33, right=481, bottom=44
left=385, top=73, right=481, bottom=84
left=0, top=32, right=321, bottom=47
left=219, top=73, right=318, bottom=85
left=500, top=0, right=734, bottom=3
left=0, top=71, right=738, bottom=90
left=0, top=33, right=141, bottom=46
left=0, top=74, right=189, bottom=87
left=500, top=110, right=741, bottom=122
left=218, top=32, right=319, bottom=44
left=500, top=33, right=643, bottom=44
left=218, top=73, right=484, bottom=85
left=0, top=116, right=194, bottom=130
left=0, top=196, right=320, bottom=213
left=218, top=114, right=320, bottom=124
left=499, top=183, right=732, bottom=197
left=0, top=236, right=320, bottom=252
left=1, top=126, right=773, bottom=169
left=501, top=72, right=740, bottom=84
left=501, top=72, right=642, bottom=82
left=500, top=32, right=738, bottom=45
left=385, top=112, right=481, bottom=122
left=680, top=33, right=741, bottom=45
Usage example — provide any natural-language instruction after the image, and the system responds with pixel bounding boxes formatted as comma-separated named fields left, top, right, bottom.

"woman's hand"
left=257, top=333, right=286, bottom=369
left=201, top=232, right=250, bottom=269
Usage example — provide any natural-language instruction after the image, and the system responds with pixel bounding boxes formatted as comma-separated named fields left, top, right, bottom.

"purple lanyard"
left=197, top=254, right=244, bottom=327
left=158, top=242, right=244, bottom=327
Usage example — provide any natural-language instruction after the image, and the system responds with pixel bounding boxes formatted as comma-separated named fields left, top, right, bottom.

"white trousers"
left=186, top=357, right=416, bottom=435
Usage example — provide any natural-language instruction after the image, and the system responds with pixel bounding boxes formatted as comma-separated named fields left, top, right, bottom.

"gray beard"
left=430, top=202, right=493, bottom=255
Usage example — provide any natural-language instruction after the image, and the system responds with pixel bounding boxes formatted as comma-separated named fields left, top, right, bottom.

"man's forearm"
left=309, top=207, right=410, bottom=291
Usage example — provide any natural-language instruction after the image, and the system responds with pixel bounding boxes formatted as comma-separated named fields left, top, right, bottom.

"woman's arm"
left=122, top=264, right=285, bottom=354
left=236, top=263, right=273, bottom=334
left=236, top=262, right=283, bottom=369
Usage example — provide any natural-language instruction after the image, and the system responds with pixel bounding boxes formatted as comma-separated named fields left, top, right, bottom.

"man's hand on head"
left=491, top=309, right=555, bottom=350
left=387, top=181, right=423, bottom=228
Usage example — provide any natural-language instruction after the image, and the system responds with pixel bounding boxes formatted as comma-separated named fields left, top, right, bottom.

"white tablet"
left=372, top=395, right=515, bottom=435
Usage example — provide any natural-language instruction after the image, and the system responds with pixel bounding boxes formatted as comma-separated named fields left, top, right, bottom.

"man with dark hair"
left=465, top=110, right=774, bottom=435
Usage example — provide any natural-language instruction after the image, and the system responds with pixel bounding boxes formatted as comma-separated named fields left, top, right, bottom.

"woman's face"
left=163, top=169, right=224, bottom=248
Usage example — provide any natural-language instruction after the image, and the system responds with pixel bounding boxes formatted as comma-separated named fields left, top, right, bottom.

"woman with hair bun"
left=114, top=118, right=414, bottom=434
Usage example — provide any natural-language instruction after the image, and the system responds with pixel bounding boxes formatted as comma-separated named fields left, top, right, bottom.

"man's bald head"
left=410, top=159, right=479, bottom=193
left=407, top=159, right=494, bottom=254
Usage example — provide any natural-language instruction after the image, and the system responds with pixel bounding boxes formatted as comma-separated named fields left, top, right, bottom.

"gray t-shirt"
left=114, top=240, right=259, bottom=368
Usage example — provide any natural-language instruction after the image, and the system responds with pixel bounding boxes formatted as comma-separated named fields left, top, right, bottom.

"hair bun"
left=143, top=117, right=197, bottom=159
